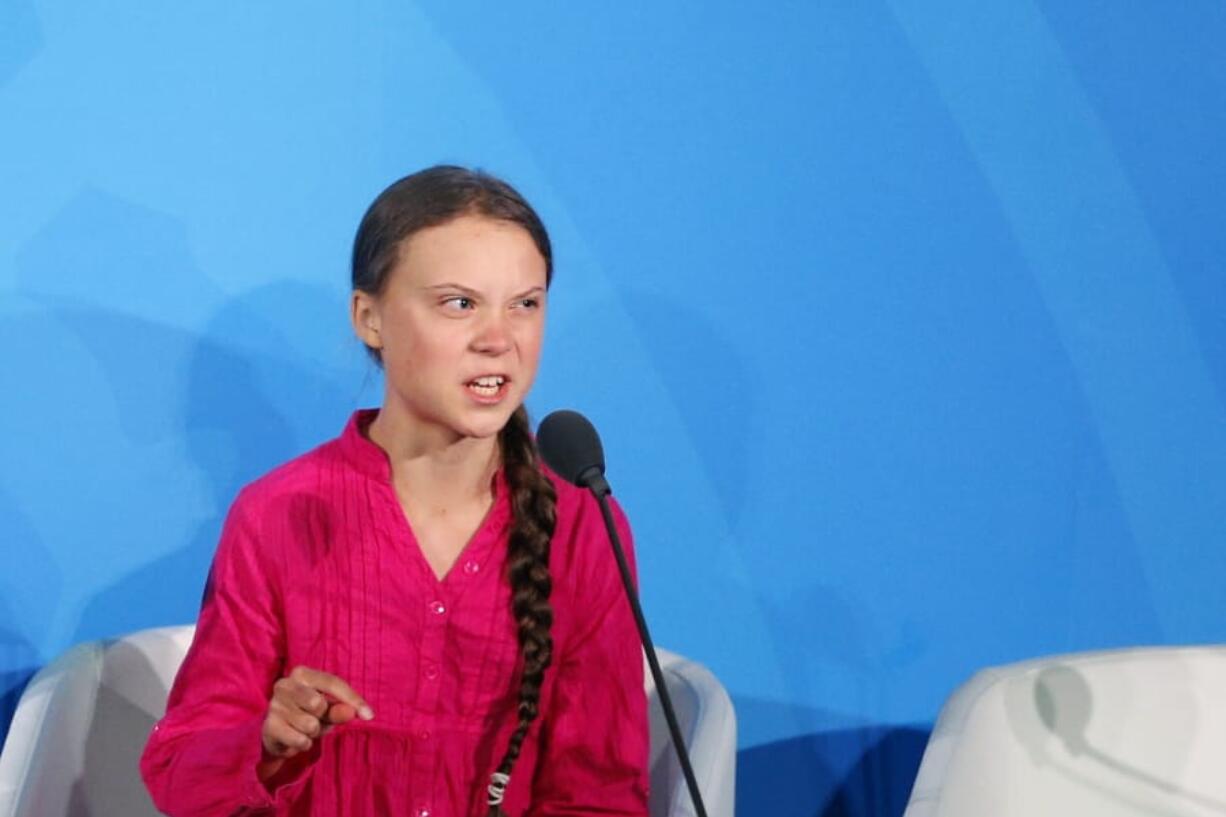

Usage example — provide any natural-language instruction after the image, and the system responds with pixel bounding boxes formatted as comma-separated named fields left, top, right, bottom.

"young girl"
left=140, top=166, right=650, bottom=816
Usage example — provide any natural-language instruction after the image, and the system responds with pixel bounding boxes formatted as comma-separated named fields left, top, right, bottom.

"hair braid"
left=487, top=405, right=557, bottom=816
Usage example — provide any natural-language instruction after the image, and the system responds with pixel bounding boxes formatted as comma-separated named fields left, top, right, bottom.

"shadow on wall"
left=617, top=287, right=756, bottom=531
left=68, top=280, right=359, bottom=644
left=730, top=582, right=930, bottom=817
left=737, top=725, right=930, bottom=817
left=4, top=185, right=361, bottom=715
left=0, top=0, right=40, bottom=89
left=0, top=488, right=58, bottom=748
left=0, top=646, right=37, bottom=751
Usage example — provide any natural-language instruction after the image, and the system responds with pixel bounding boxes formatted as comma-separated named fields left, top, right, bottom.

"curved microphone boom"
left=536, top=410, right=710, bottom=817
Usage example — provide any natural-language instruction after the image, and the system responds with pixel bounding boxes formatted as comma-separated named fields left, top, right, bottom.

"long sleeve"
left=140, top=488, right=314, bottom=816
left=529, top=496, right=650, bottom=817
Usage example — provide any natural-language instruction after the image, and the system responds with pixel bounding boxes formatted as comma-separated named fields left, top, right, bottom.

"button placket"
left=416, top=590, right=449, bottom=709
left=411, top=588, right=450, bottom=810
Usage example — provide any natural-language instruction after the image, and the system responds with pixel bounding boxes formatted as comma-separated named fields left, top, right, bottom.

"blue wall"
left=3, top=2, right=1225, bottom=815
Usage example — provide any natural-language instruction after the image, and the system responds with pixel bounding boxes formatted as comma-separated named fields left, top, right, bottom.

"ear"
left=350, top=290, right=383, bottom=350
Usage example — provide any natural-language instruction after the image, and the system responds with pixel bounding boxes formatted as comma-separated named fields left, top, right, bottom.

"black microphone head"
left=536, top=410, right=606, bottom=489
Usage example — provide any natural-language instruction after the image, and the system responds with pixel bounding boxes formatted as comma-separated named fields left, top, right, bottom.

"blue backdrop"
left=2, top=2, right=1225, bottom=815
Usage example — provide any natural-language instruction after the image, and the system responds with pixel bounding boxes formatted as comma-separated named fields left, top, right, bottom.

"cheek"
left=516, top=322, right=546, bottom=366
left=417, top=335, right=460, bottom=367
left=384, top=322, right=462, bottom=376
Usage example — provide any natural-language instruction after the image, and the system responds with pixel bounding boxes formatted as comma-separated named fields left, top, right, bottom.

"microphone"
left=534, top=410, right=610, bottom=497
left=536, top=410, right=710, bottom=817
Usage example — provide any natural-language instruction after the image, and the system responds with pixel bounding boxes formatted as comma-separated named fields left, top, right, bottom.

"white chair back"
left=905, top=646, right=1226, bottom=817
left=645, top=649, right=737, bottom=817
left=0, top=627, right=192, bottom=817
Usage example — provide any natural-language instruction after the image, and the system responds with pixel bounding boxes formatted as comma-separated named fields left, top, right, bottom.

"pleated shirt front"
left=140, top=409, right=649, bottom=817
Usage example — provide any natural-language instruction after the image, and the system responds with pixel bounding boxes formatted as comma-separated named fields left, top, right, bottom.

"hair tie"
left=487, top=772, right=511, bottom=806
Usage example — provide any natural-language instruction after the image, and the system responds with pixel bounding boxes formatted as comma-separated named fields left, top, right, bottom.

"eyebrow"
left=423, top=283, right=546, bottom=298
left=423, top=282, right=480, bottom=295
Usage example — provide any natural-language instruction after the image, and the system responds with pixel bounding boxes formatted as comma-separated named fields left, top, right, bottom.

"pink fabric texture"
left=140, top=409, right=649, bottom=816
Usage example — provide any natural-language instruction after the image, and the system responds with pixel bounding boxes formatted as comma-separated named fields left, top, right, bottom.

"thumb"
left=323, top=701, right=358, bottom=726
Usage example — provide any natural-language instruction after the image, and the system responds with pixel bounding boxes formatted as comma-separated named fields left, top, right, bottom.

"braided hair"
left=351, top=166, right=558, bottom=816
left=488, top=405, right=557, bottom=814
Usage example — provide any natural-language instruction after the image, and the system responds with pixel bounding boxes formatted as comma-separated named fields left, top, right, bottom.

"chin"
left=457, top=410, right=517, bottom=440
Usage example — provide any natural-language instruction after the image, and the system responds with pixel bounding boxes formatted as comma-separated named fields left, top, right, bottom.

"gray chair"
left=0, top=626, right=737, bottom=817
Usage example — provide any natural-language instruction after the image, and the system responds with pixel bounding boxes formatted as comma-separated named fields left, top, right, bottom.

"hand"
left=260, top=666, right=374, bottom=762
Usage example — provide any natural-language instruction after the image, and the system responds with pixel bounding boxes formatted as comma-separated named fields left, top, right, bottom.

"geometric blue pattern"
left=2, top=4, right=1224, bottom=815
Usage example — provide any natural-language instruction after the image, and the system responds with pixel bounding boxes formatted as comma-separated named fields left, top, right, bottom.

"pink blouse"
left=140, top=409, right=649, bottom=816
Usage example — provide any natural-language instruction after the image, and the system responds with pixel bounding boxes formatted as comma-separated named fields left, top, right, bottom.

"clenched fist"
left=258, top=666, right=373, bottom=780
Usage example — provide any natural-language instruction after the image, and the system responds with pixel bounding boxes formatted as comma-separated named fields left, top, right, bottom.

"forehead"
left=392, top=215, right=547, bottom=290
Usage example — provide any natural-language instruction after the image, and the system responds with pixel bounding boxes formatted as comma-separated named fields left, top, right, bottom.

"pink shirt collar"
left=338, top=408, right=510, bottom=505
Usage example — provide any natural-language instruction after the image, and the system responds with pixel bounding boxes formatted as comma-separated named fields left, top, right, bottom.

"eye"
left=441, top=296, right=475, bottom=312
left=514, top=297, right=542, bottom=310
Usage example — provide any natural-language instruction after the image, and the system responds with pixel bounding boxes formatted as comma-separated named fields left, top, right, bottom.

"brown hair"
left=352, top=166, right=557, bottom=816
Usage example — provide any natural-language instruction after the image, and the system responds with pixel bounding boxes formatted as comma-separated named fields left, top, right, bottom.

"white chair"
left=904, top=646, right=1226, bottom=817
left=0, top=626, right=736, bottom=817
left=644, top=650, right=737, bottom=817
left=0, top=626, right=189, bottom=817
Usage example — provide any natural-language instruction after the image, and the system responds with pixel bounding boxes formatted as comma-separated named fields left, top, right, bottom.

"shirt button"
left=418, top=729, right=431, bottom=741
left=463, top=559, right=480, bottom=576
left=423, top=662, right=439, bottom=680
left=416, top=808, right=431, bottom=817
left=429, top=600, right=446, bottom=616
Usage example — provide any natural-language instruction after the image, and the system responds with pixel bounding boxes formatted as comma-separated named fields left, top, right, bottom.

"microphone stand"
left=580, top=470, right=710, bottom=817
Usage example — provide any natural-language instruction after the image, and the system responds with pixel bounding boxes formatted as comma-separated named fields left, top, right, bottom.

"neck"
left=367, top=404, right=500, bottom=506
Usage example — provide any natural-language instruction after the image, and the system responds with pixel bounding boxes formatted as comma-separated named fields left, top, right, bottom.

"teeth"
left=468, top=375, right=505, bottom=397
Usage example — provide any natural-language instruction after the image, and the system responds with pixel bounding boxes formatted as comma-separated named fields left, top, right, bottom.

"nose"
left=470, top=311, right=513, bottom=356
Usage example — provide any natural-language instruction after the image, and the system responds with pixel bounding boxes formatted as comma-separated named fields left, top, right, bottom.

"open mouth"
left=466, top=375, right=508, bottom=398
